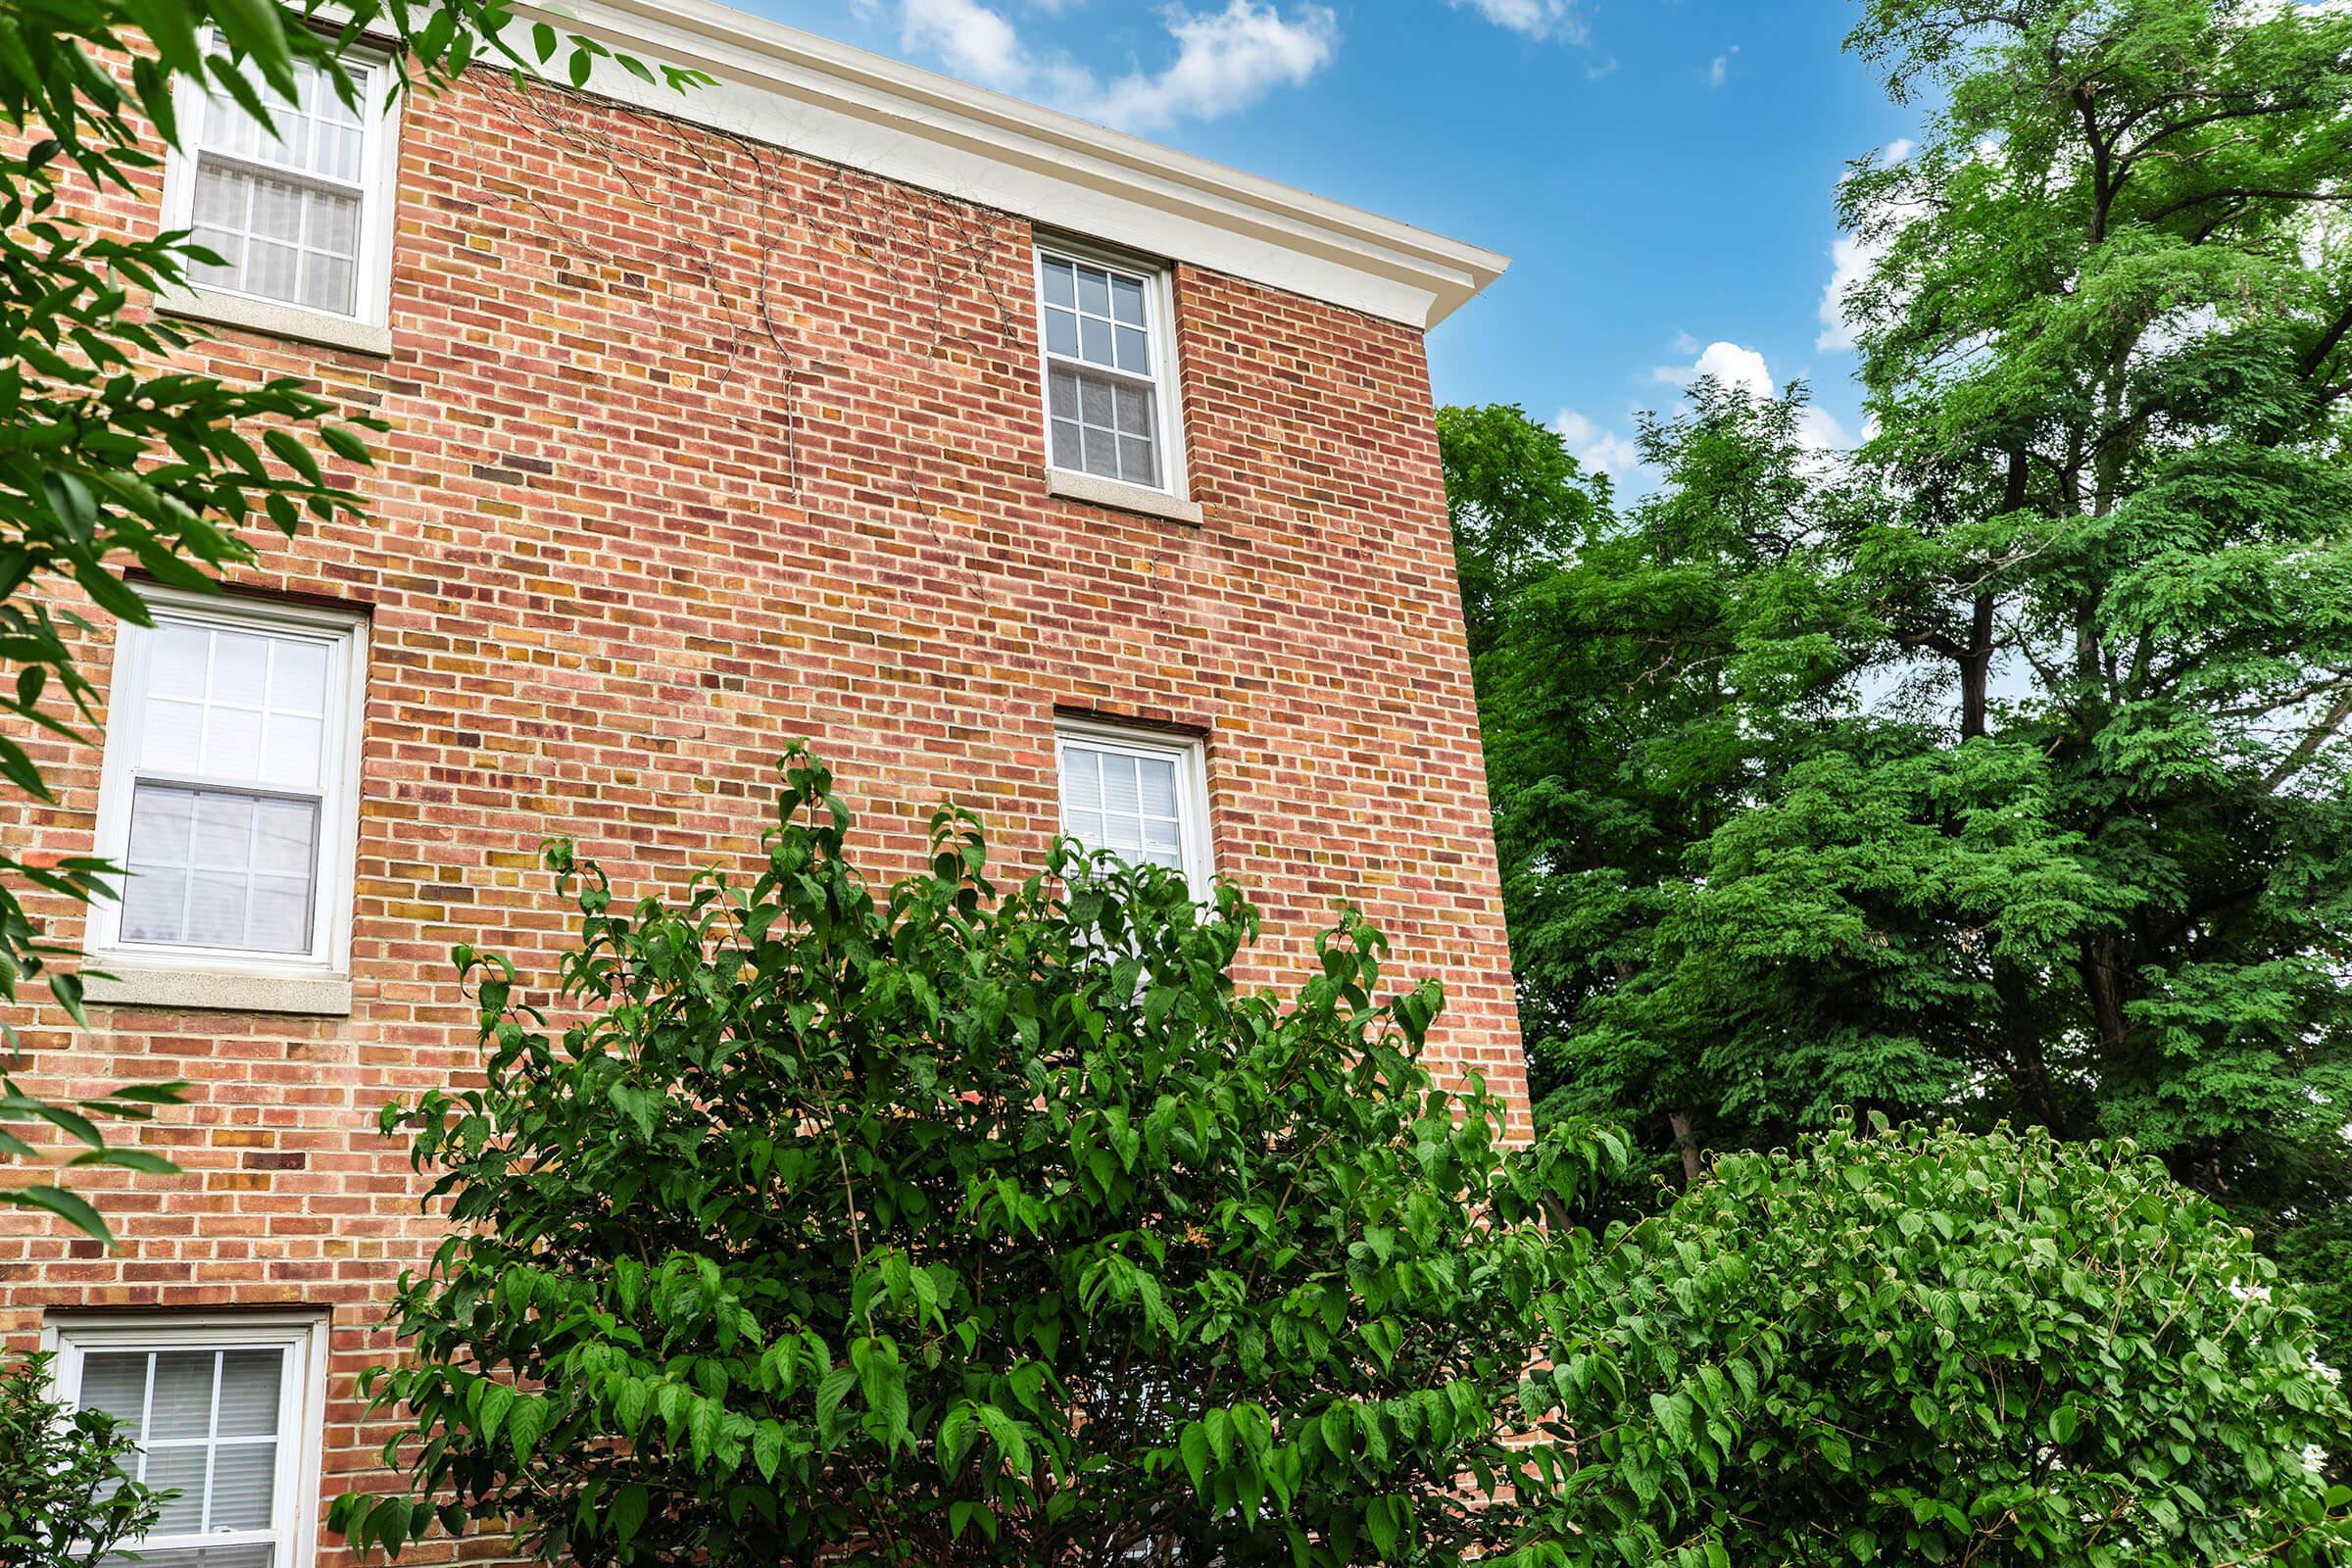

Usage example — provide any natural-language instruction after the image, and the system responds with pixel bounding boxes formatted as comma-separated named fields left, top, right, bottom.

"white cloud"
left=1654, top=339, right=1776, bottom=400
left=1448, top=0, right=1590, bottom=43
left=1652, top=339, right=1856, bottom=452
left=1884, top=136, right=1916, bottom=163
left=1816, top=233, right=1878, bottom=353
left=1086, top=1, right=1339, bottom=131
left=899, top=0, right=1037, bottom=88
left=1706, top=44, right=1737, bottom=87
left=891, top=0, right=1337, bottom=131
left=1552, top=408, right=1642, bottom=481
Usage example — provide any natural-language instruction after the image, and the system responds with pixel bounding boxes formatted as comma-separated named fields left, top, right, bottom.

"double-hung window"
left=1037, top=245, right=1186, bottom=497
left=88, top=591, right=367, bottom=985
left=161, top=46, right=399, bottom=329
left=1054, top=719, right=1213, bottom=900
left=46, top=1314, right=329, bottom=1568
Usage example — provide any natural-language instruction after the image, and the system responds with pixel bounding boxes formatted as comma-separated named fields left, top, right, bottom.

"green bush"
left=330, top=752, right=2351, bottom=1567
left=0, top=1351, right=161, bottom=1568
left=1536, top=1118, right=2352, bottom=1565
left=332, top=748, right=1618, bottom=1567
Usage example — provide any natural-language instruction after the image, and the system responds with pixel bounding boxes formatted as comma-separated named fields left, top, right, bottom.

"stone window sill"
left=79, top=964, right=354, bottom=1017
left=1047, top=467, right=1203, bottom=526
left=157, top=285, right=393, bottom=358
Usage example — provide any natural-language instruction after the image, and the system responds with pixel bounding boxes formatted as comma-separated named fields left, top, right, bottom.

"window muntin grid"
left=112, top=613, right=344, bottom=961
left=74, top=1346, right=291, bottom=1567
left=1038, top=249, right=1173, bottom=491
left=183, top=53, right=375, bottom=317
left=1060, top=741, right=1187, bottom=871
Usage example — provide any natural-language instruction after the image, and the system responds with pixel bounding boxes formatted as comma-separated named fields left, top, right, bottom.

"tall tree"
left=1453, top=0, right=2352, bottom=1348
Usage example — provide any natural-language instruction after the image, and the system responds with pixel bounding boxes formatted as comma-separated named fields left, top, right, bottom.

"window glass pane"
left=1139, top=758, right=1178, bottom=814
left=191, top=793, right=256, bottom=868
left=1114, top=384, right=1152, bottom=438
left=251, top=799, right=318, bottom=876
left=302, top=252, right=355, bottom=317
left=1102, top=756, right=1141, bottom=814
left=1064, top=751, right=1102, bottom=810
left=261, top=713, right=325, bottom=789
left=248, top=877, right=314, bottom=953
left=1041, top=257, right=1075, bottom=308
left=214, top=1351, right=281, bottom=1439
left=1079, top=314, right=1112, bottom=366
left=121, top=868, right=189, bottom=944
left=1051, top=419, right=1084, bottom=469
left=148, top=1352, right=216, bottom=1441
left=1048, top=368, right=1079, bottom=420
left=270, top=641, right=329, bottom=713
left=1044, top=307, right=1077, bottom=359
left=141, top=698, right=205, bottom=774
left=214, top=628, right=273, bottom=704
left=187, top=872, right=250, bottom=948
left=1076, top=265, right=1110, bottom=318
left=77, top=1354, right=150, bottom=1435
left=143, top=1446, right=209, bottom=1534
left=148, top=624, right=212, bottom=701
left=206, top=1443, right=277, bottom=1530
left=1080, top=377, right=1114, bottom=429
left=203, top=706, right=264, bottom=775
left=1110, top=273, right=1146, bottom=326
left=1082, top=426, right=1117, bottom=476
left=1114, top=325, right=1150, bottom=374
left=1119, top=437, right=1156, bottom=487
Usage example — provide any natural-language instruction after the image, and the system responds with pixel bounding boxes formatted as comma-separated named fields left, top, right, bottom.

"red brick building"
left=1, top=4, right=1516, bottom=1564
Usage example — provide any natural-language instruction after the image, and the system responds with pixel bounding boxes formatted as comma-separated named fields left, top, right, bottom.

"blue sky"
left=741, top=0, right=1924, bottom=490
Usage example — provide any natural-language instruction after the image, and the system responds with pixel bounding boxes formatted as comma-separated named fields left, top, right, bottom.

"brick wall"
left=0, top=62, right=1523, bottom=1563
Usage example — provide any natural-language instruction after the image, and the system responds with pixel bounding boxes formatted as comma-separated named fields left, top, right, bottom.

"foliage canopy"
left=1449, top=0, right=2352, bottom=1352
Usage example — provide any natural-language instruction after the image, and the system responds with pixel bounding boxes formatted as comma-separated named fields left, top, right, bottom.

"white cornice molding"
left=505, top=0, right=1508, bottom=328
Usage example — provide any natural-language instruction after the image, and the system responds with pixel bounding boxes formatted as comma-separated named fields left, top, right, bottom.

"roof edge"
left=511, top=0, right=1509, bottom=327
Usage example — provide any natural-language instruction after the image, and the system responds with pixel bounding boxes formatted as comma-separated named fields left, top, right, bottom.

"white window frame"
left=1034, top=237, right=1190, bottom=502
left=86, top=587, right=368, bottom=983
left=43, top=1311, right=332, bottom=1568
left=158, top=38, right=402, bottom=331
left=1054, top=717, right=1215, bottom=902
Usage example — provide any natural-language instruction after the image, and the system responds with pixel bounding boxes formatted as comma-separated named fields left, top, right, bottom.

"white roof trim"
left=508, top=0, right=1508, bottom=328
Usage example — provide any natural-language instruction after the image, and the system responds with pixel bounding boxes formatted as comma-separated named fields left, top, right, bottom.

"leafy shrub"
left=332, top=749, right=1617, bottom=1567
left=0, top=1351, right=161, bottom=1568
left=1535, top=1117, right=2352, bottom=1565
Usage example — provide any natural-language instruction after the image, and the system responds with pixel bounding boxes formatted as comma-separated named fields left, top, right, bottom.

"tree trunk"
left=1668, top=1110, right=1703, bottom=1187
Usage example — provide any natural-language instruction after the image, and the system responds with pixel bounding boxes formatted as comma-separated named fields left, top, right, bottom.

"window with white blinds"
left=162, top=46, right=398, bottom=324
left=90, top=592, right=366, bottom=974
left=49, top=1317, right=327, bottom=1568
left=1054, top=721, right=1212, bottom=899
left=1035, top=245, right=1186, bottom=496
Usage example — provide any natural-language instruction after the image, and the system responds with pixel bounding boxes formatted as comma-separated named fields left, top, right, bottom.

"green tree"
left=1452, top=0, right=2352, bottom=1349
left=0, top=0, right=700, bottom=1237
left=1536, top=1118, right=2352, bottom=1566
left=332, top=750, right=1618, bottom=1568
left=0, top=1350, right=164, bottom=1568
left=1436, top=404, right=1608, bottom=658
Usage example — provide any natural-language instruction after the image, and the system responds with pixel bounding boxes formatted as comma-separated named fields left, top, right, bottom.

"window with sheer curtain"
left=163, top=46, right=397, bottom=322
left=1035, top=245, right=1185, bottom=495
left=88, top=592, right=366, bottom=972
left=49, top=1318, right=325, bottom=1568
